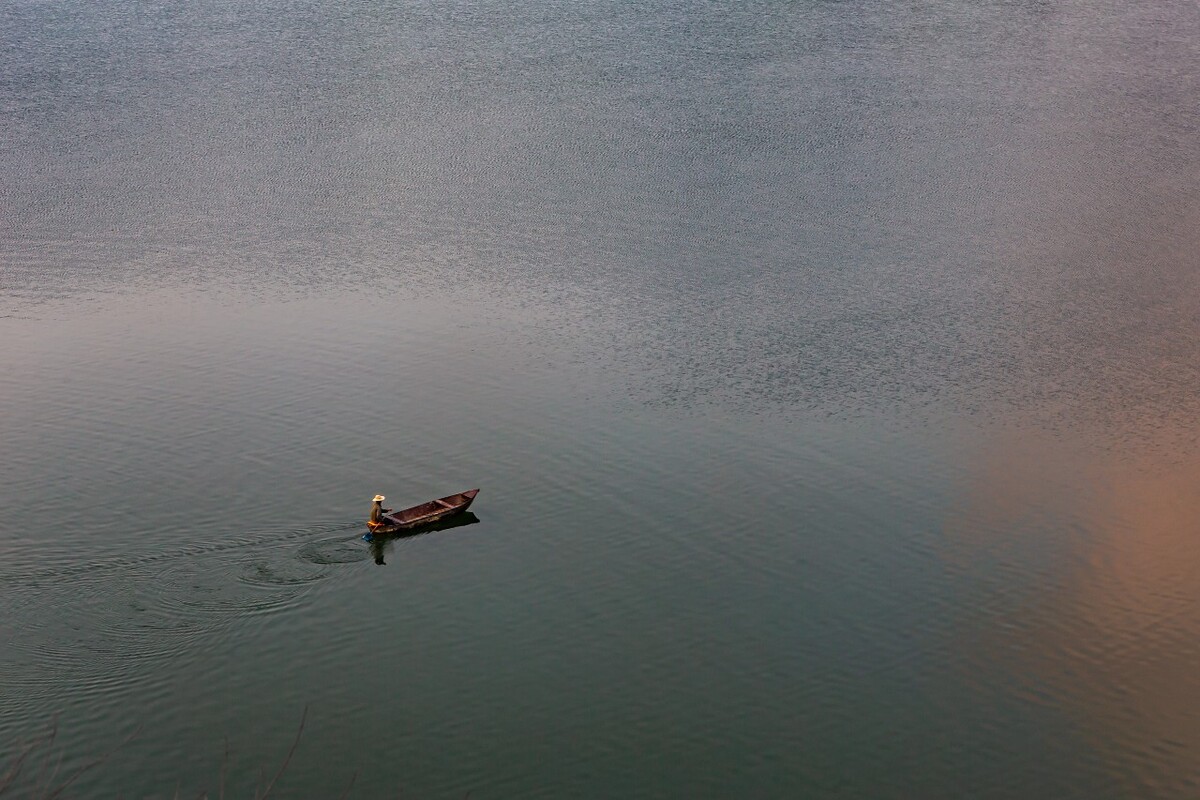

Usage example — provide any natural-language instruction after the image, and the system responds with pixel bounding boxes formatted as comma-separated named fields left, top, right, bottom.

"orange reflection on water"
left=945, top=430, right=1200, bottom=795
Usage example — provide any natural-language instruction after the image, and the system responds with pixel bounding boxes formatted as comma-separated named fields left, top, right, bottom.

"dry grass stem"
left=255, top=706, right=307, bottom=800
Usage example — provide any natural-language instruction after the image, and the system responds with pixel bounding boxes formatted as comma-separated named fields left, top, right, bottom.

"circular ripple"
left=238, top=558, right=329, bottom=587
left=297, top=535, right=371, bottom=565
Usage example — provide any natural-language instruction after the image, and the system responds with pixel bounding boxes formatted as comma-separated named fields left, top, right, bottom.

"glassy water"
left=2, top=1, right=1198, bottom=797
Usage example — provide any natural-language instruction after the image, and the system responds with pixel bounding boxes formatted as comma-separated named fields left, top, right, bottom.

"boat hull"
left=367, top=488, right=479, bottom=534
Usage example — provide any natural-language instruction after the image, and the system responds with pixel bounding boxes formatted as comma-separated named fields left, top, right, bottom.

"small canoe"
left=367, top=488, right=479, bottom=534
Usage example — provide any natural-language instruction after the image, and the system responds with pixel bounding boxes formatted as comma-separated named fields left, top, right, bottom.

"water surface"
left=2, top=1, right=1199, bottom=796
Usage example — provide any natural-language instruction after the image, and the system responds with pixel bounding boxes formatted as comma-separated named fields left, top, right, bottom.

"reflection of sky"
left=946, top=430, right=1200, bottom=796
left=3, top=0, right=1198, bottom=433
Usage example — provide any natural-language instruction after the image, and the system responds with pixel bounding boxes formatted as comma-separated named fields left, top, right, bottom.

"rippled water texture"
left=2, top=1, right=1198, bottom=797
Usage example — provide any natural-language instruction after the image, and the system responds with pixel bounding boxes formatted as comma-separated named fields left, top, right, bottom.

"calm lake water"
left=3, top=1, right=1199, bottom=797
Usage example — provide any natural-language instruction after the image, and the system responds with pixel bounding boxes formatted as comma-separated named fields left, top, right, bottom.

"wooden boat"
left=367, top=489, right=479, bottom=534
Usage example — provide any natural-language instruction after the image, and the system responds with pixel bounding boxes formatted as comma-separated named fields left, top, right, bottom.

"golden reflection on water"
left=946, top=429, right=1200, bottom=795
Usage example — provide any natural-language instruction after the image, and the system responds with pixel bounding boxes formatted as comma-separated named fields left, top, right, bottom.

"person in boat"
left=369, top=494, right=392, bottom=526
